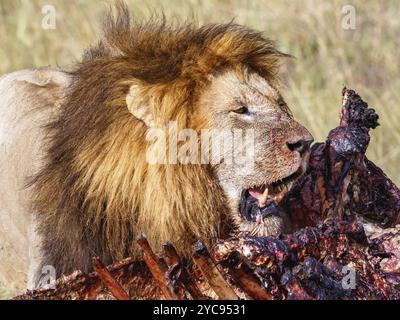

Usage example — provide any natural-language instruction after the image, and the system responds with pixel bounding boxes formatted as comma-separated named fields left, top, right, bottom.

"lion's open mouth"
left=239, top=168, right=304, bottom=223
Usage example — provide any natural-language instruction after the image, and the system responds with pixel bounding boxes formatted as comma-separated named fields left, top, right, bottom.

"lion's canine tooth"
left=259, top=186, right=269, bottom=207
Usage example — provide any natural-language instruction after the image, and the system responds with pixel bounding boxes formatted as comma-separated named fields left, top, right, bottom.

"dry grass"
left=0, top=282, right=13, bottom=299
left=0, top=0, right=399, bottom=298
left=1, top=0, right=399, bottom=183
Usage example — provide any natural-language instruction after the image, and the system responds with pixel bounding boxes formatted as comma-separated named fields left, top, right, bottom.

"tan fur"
left=0, top=68, right=71, bottom=291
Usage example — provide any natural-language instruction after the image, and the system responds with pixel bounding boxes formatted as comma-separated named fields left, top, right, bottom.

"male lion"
left=0, top=2, right=312, bottom=292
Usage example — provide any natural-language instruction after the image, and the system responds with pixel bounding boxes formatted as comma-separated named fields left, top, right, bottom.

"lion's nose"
left=286, top=139, right=313, bottom=155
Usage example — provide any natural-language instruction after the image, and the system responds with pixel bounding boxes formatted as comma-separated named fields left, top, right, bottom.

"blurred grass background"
left=0, top=0, right=399, bottom=182
left=0, top=0, right=399, bottom=298
left=0, top=283, right=11, bottom=300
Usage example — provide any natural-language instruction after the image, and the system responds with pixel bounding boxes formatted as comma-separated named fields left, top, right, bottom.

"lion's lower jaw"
left=235, top=212, right=289, bottom=237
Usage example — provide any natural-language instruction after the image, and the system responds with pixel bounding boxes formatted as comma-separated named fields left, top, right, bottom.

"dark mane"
left=83, top=1, right=287, bottom=84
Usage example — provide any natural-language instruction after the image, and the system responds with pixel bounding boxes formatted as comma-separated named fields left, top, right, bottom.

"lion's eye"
left=278, top=99, right=286, bottom=107
left=278, top=97, right=288, bottom=109
left=232, top=105, right=249, bottom=114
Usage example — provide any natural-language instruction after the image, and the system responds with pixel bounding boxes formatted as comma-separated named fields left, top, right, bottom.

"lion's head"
left=196, top=68, right=313, bottom=237
left=31, top=2, right=312, bottom=276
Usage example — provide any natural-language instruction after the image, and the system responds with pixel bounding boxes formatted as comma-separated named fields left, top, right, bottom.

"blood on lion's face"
left=196, top=68, right=313, bottom=236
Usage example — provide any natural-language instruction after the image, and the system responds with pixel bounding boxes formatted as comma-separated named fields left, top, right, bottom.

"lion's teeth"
left=258, top=187, right=269, bottom=207
left=284, top=182, right=290, bottom=193
left=274, top=190, right=286, bottom=205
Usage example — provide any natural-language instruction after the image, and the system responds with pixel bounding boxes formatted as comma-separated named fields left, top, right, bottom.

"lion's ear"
left=126, top=84, right=155, bottom=127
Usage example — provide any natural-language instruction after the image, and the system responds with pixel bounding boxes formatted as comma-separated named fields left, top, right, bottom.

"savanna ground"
left=0, top=0, right=399, bottom=298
